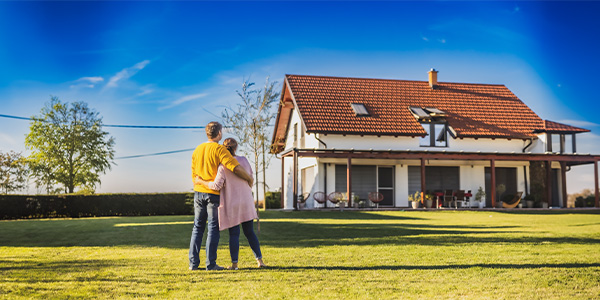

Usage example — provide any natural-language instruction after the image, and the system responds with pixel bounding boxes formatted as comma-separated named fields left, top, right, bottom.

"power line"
left=115, top=148, right=196, bottom=160
left=0, top=113, right=205, bottom=129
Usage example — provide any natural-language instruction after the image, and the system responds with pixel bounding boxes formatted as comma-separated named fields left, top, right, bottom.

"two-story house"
left=270, top=70, right=599, bottom=209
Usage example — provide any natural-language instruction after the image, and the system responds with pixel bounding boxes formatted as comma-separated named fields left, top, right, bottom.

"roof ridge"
left=285, top=73, right=506, bottom=87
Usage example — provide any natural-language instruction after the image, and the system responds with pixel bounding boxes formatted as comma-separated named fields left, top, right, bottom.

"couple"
left=189, top=121, right=266, bottom=271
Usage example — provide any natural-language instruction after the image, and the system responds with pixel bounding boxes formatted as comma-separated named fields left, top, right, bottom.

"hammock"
left=502, top=192, right=523, bottom=208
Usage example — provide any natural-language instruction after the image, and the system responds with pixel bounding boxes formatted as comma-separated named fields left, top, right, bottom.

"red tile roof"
left=542, top=120, right=590, bottom=133
left=285, top=74, right=544, bottom=139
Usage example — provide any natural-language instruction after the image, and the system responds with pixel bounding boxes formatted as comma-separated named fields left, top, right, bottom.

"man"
left=189, top=121, right=253, bottom=271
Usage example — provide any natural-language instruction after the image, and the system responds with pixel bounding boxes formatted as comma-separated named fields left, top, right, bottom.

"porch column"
left=347, top=156, right=352, bottom=207
left=490, top=159, right=496, bottom=208
left=293, top=149, right=298, bottom=210
left=560, top=161, right=567, bottom=208
left=595, top=159, right=599, bottom=208
left=420, top=158, right=426, bottom=203
left=546, top=161, right=552, bottom=207
left=281, top=156, right=285, bottom=209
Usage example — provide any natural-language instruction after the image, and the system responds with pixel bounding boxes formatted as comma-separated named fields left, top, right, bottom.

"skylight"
left=350, top=103, right=370, bottom=116
left=410, top=107, right=447, bottom=120
left=424, top=107, right=447, bottom=117
left=409, top=107, right=431, bottom=120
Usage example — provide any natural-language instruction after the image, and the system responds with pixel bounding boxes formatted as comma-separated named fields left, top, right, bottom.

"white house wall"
left=319, top=134, right=535, bottom=153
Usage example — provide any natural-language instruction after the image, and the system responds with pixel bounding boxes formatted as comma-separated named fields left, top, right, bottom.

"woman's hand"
left=194, top=176, right=208, bottom=187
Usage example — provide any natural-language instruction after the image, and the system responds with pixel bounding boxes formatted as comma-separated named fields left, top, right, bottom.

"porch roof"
left=281, top=148, right=600, bottom=166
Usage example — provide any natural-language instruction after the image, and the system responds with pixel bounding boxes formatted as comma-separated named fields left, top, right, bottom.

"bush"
left=575, top=195, right=596, bottom=208
left=0, top=193, right=194, bottom=219
left=264, top=191, right=281, bottom=209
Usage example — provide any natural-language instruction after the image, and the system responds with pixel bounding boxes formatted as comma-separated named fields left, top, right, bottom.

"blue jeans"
left=188, top=192, right=220, bottom=270
left=228, top=220, right=262, bottom=263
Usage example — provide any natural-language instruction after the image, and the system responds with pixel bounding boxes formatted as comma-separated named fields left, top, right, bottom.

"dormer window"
left=420, top=123, right=448, bottom=147
left=350, top=103, right=370, bottom=116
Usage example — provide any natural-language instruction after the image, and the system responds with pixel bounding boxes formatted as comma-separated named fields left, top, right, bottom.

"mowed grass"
left=1, top=210, right=600, bottom=299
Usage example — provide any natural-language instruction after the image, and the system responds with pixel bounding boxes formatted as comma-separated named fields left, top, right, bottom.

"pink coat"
left=208, top=156, right=258, bottom=231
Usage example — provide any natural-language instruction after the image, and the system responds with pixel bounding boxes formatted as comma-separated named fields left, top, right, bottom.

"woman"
left=195, top=138, right=266, bottom=270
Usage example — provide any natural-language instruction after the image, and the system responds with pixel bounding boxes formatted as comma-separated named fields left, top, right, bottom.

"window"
left=293, top=123, right=298, bottom=143
left=420, top=123, right=448, bottom=147
left=419, top=124, right=431, bottom=146
left=350, top=103, right=370, bottom=116
left=547, top=133, right=577, bottom=153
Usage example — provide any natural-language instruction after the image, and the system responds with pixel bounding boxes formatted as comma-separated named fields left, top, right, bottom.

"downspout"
left=522, top=139, right=534, bottom=195
left=314, top=133, right=327, bottom=148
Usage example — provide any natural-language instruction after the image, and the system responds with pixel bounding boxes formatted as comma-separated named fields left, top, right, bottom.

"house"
left=270, top=70, right=600, bottom=209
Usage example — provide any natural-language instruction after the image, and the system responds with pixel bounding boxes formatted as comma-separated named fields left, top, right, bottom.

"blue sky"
left=1, top=1, right=599, bottom=194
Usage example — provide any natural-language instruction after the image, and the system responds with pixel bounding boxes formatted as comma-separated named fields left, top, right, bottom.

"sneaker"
left=189, top=266, right=200, bottom=271
left=206, top=265, right=225, bottom=271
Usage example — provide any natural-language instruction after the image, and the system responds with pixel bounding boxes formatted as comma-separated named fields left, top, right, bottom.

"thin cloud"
left=106, top=60, right=151, bottom=88
left=70, top=76, right=105, bottom=89
left=557, top=120, right=599, bottom=128
left=422, top=36, right=429, bottom=42
left=159, top=93, right=208, bottom=111
left=79, top=76, right=104, bottom=83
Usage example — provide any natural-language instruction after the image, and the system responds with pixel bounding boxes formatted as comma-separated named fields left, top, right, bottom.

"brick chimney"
left=428, top=68, right=438, bottom=89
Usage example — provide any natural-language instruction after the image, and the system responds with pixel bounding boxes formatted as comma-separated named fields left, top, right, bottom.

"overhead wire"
left=0, top=113, right=273, bottom=160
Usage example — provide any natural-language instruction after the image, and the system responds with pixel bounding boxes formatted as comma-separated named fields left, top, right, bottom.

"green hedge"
left=0, top=193, right=194, bottom=219
left=265, top=191, right=282, bottom=209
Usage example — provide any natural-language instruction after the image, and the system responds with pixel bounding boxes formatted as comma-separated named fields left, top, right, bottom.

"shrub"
left=0, top=193, right=193, bottom=219
left=264, top=191, right=281, bottom=209
left=575, top=195, right=595, bottom=207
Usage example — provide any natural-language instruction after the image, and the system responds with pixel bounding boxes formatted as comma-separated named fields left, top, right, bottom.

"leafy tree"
left=0, top=150, right=29, bottom=194
left=222, top=77, right=280, bottom=207
left=25, top=97, right=115, bottom=194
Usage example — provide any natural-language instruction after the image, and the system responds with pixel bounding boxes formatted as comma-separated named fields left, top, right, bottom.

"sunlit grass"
left=1, top=210, right=599, bottom=299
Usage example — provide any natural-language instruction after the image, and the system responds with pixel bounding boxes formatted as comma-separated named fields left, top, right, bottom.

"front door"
left=378, top=167, right=394, bottom=206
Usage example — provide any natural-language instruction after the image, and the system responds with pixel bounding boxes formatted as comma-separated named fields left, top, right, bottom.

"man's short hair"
left=206, top=122, right=222, bottom=139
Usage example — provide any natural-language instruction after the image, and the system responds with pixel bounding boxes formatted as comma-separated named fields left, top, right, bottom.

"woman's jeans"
left=189, top=192, right=220, bottom=270
left=228, top=220, right=262, bottom=263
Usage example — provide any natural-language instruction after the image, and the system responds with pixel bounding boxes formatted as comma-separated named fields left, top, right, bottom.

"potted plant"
left=408, top=191, right=421, bottom=209
left=337, top=193, right=348, bottom=211
left=424, top=193, right=434, bottom=209
left=353, top=194, right=360, bottom=208
left=475, top=187, right=486, bottom=208
left=523, top=194, right=535, bottom=208
left=496, top=184, right=506, bottom=208
left=297, top=194, right=307, bottom=209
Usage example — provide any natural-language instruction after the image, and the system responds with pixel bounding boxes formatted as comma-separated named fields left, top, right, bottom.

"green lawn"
left=1, top=210, right=600, bottom=299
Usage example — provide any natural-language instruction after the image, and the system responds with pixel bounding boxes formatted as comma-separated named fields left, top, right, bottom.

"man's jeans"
left=228, top=220, right=262, bottom=263
left=189, top=192, right=220, bottom=270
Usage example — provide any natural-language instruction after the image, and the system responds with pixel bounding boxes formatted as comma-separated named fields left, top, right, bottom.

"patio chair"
left=313, top=191, right=327, bottom=208
left=455, top=190, right=467, bottom=208
left=443, top=190, right=455, bottom=208
left=502, top=191, right=523, bottom=208
left=328, top=192, right=343, bottom=206
left=368, top=192, right=384, bottom=209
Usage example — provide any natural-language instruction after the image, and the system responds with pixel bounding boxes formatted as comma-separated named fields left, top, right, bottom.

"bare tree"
left=221, top=77, right=280, bottom=209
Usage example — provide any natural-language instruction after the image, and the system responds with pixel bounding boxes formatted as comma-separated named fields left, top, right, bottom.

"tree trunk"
left=262, top=138, right=266, bottom=206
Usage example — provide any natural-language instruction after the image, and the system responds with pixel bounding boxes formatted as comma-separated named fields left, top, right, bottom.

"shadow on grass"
left=1, top=212, right=599, bottom=249
left=259, top=221, right=600, bottom=247
left=492, top=209, right=600, bottom=216
left=265, top=262, right=600, bottom=271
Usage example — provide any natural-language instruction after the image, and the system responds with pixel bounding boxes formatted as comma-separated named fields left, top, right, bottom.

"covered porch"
left=280, top=148, right=600, bottom=210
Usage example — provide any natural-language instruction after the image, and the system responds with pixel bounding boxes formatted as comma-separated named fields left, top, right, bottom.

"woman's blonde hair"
left=223, top=138, right=238, bottom=156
